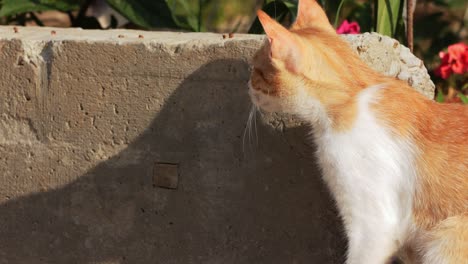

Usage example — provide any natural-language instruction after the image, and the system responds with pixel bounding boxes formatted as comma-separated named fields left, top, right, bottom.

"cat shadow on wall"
left=0, top=59, right=345, bottom=264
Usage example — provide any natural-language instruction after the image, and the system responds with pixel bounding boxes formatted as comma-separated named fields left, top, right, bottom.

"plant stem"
left=334, top=0, right=347, bottom=28
left=407, top=0, right=416, bottom=51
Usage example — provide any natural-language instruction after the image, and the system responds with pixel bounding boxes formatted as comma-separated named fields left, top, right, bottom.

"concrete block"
left=0, top=26, right=434, bottom=264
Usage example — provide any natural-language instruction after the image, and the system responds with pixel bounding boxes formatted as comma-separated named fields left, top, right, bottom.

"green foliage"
left=436, top=89, right=445, bottom=103
left=0, top=0, right=82, bottom=17
left=106, top=0, right=179, bottom=30
left=166, top=0, right=200, bottom=31
left=0, top=0, right=414, bottom=39
left=463, top=83, right=468, bottom=91
left=0, top=0, right=203, bottom=30
left=458, top=93, right=468, bottom=104
left=375, top=0, right=402, bottom=37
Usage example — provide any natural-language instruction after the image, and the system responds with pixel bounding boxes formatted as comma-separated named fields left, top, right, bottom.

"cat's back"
left=428, top=100, right=468, bottom=143
left=413, top=99, right=467, bottom=229
left=372, top=80, right=467, bottom=149
left=370, top=81, right=467, bottom=226
left=372, top=81, right=467, bottom=262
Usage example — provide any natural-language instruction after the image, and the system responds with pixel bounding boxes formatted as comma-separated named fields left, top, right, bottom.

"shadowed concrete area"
left=0, top=28, right=346, bottom=264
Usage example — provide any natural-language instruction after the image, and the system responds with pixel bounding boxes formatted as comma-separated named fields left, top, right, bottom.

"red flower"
left=447, top=43, right=468, bottom=74
left=336, top=20, right=360, bottom=34
left=435, top=51, right=452, bottom=79
left=435, top=42, right=468, bottom=79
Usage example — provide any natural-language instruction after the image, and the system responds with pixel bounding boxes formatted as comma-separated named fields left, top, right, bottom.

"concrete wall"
left=0, top=27, right=434, bottom=264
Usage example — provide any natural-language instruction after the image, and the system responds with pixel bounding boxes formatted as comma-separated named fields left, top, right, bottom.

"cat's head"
left=249, top=0, right=373, bottom=119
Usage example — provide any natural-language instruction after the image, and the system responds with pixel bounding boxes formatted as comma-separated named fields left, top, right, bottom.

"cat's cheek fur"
left=312, top=85, right=418, bottom=263
left=249, top=82, right=325, bottom=121
left=248, top=83, right=295, bottom=113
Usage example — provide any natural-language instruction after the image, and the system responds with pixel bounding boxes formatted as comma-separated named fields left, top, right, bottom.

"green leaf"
left=106, top=0, right=179, bottom=30
left=436, top=89, right=445, bottom=103
left=283, top=0, right=298, bottom=12
left=458, top=93, right=468, bottom=104
left=166, top=0, right=199, bottom=31
left=248, top=0, right=295, bottom=34
left=376, top=0, right=402, bottom=37
left=0, top=0, right=82, bottom=17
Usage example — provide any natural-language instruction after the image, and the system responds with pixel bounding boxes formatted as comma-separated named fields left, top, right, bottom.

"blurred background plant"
left=0, top=0, right=466, bottom=103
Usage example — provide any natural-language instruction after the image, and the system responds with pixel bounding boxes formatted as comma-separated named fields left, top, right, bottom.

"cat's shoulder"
left=364, top=80, right=467, bottom=140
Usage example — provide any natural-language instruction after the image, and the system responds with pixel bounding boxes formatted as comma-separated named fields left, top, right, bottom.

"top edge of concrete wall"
left=0, top=26, right=435, bottom=99
left=0, top=26, right=263, bottom=45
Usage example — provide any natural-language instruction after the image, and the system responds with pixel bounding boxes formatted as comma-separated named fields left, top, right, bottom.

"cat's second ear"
left=291, top=0, right=334, bottom=32
left=257, top=10, right=301, bottom=73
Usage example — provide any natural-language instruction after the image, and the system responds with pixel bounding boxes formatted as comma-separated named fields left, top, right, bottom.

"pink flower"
left=435, top=42, right=468, bottom=79
left=336, top=20, right=360, bottom=34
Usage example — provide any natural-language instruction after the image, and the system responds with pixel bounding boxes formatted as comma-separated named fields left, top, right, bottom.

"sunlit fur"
left=248, top=0, right=468, bottom=263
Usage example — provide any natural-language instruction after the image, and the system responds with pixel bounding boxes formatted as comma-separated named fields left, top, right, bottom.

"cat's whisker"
left=253, top=106, right=258, bottom=145
left=242, top=108, right=250, bottom=154
left=242, top=104, right=256, bottom=154
left=247, top=106, right=254, bottom=147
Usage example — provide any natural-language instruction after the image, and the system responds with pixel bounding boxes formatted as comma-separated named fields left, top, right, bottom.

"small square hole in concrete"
left=153, top=162, right=179, bottom=189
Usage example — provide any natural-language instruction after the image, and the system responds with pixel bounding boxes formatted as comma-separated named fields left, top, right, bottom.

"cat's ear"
left=257, top=10, right=301, bottom=72
left=291, top=0, right=334, bottom=32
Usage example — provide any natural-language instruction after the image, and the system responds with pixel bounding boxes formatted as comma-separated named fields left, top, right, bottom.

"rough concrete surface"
left=0, top=26, right=434, bottom=264
left=343, top=32, right=435, bottom=99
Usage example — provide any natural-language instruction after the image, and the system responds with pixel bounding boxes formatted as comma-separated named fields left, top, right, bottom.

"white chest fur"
left=311, top=86, right=417, bottom=263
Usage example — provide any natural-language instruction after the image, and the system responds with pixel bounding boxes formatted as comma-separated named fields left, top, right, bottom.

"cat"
left=248, top=0, right=468, bottom=263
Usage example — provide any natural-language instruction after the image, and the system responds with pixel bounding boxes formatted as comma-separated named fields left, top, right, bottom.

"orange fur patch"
left=372, top=80, right=468, bottom=230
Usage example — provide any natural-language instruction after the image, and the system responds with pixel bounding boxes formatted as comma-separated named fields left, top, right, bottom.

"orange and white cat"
left=248, top=0, right=467, bottom=263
